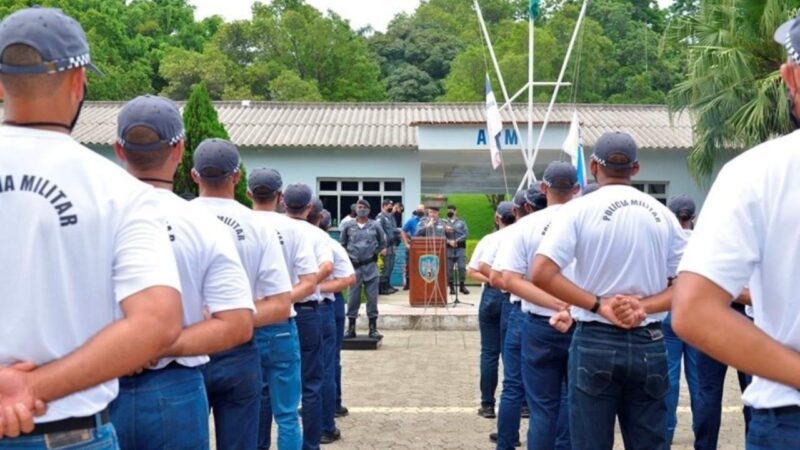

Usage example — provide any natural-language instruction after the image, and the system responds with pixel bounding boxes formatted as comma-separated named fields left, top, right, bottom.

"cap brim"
left=87, top=62, right=104, bottom=77
left=775, top=19, right=794, bottom=45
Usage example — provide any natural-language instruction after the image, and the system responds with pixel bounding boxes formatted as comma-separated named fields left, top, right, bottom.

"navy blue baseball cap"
left=0, top=7, right=102, bottom=76
left=512, top=190, right=526, bottom=208
left=524, top=184, right=548, bottom=211
left=543, top=161, right=578, bottom=190
left=311, top=198, right=324, bottom=215
left=248, top=168, right=282, bottom=196
left=592, top=131, right=638, bottom=168
left=319, top=210, right=332, bottom=229
left=193, top=139, right=240, bottom=179
left=283, top=183, right=313, bottom=212
left=117, top=95, right=184, bottom=151
left=356, top=199, right=372, bottom=210
left=668, top=194, right=696, bottom=218
left=775, top=14, right=800, bottom=64
left=496, top=201, right=515, bottom=219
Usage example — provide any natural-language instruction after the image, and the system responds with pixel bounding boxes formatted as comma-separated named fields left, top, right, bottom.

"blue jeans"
left=319, top=301, right=338, bottom=434
left=662, top=313, right=700, bottom=444
left=256, top=320, right=302, bottom=450
left=747, top=407, right=800, bottom=449
left=521, top=313, right=572, bottom=450
left=334, top=292, right=346, bottom=409
left=496, top=304, right=526, bottom=450
left=479, top=286, right=510, bottom=407
left=694, top=350, right=752, bottom=450
left=202, top=341, right=262, bottom=450
left=110, top=365, right=209, bottom=450
left=569, top=321, right=669, bottom=450
left=295, top=303, right=323, bottom=450
left=0, top=421, right=118, bottom=449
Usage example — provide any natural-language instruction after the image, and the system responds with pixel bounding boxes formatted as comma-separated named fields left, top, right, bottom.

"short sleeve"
left=254, top=227, right=293, bottom=298
left=678, top=163, right=762, bottom=297
left=493, top=228, right=526, bottom=274
left=468, top=238, right=486, bottom=271
left=202, top=223, right=255, bottom=314
left=315, top=232, right=334, bottom=265
left=293, top=232, right=319, bottom=277
left=332, top=243, right=355, bottom=278
left=665, top=215, right=688, bottom=279
left=536, top=204, right=578, bottom=270
left=114, top=188, right=181, bottom=303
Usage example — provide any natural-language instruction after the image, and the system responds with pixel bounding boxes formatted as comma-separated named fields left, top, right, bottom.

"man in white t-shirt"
left=110, top=95, right=255, bottom=449
left=467, top=202, right=515, bottom=422
left=496, top=162, right=579, bottom=450
left=672, top=16, right=800, bottom=450
left=283, top=183, right=335, bottom=450
left=0, top=8, right=183, bottom=445
left=533, top=131, right=687, bottom=450
left=316, top=209, right=356, bottom=444
left=191, top=139, right=293, bottom=450
left=248, top=168, right=317, bottom=450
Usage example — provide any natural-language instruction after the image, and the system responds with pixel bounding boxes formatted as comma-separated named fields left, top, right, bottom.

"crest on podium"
left=418, top=255, right=439, bottom=284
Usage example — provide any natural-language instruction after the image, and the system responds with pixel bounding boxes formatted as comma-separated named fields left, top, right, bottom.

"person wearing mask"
left=338, top=204, right=357, bottom=231
left=342, top=199, right=387, bottom=340
left=445, top=205, right=470, bottom=296
left=533, top=131, right=687, bottom=450
left=392, top=202, right=404, bottom=227
left=415, top=206, right=448, bottom=237
left=0, top=7, right=183, bottom=444
left=467, top=202, right=516, bottom=421
left=377, top=199, right=399, bottom=295
left=401, top=204, right=426, bottom=290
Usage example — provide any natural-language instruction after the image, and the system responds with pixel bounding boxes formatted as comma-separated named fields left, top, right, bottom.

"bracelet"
left=590, top=295, right=601, bottom=313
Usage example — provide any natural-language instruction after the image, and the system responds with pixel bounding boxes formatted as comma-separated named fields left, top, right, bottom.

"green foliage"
left=666, top=0, right=796, bottom=179
left=446, top=193, right=497, bottom=242
left=269, top=70, right=323, bottom=101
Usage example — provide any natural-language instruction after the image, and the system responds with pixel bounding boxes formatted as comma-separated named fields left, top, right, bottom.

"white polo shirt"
left=679, top=131, right=800, bottom=409
left=253, top=210, right=318, bottom=316
left=470, top=228, right=512, bottom=298
left=192, top=197, right=292, bottom=300
left=0, top=126, right=181, bottom=423
left=287, top=217, right=334, bottom=303
left=149, top=189, right=254, bottom=369
left=495, top=205, right=574, bottom=316
left=322, top=240, right=356, bottom=301
left=537, top=184, right=687, bottom=325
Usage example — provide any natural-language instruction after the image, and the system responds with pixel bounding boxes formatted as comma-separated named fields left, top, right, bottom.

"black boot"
left=344, top=318, right=356, bottom=339
left=449, top=284, right=456, bottom=295
left=459, top=283, right=470, bottom=295
left=368, top=318, right=383, bottom=340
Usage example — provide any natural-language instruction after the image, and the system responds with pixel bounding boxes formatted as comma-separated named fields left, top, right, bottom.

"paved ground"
left=246, top=330, right=748, bottom=450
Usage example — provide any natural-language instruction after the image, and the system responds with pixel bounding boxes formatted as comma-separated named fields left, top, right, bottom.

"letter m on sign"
left=504, top=129, right=518, bottom=146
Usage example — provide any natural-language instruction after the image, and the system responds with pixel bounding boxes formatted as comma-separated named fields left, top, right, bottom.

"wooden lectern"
left=408, top=237, right=447, bottom=307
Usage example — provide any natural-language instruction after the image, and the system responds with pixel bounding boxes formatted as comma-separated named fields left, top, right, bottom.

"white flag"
left=485, top=75, right=503, bottom=169
left=561, top=111, right=587, bottom=187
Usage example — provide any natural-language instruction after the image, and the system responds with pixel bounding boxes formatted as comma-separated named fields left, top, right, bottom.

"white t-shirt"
left=537, top=184, right=687, bottom=325
left=149, top=189, right=254, bottom=369
left=495, top=205, right=574, bottom=316
left=286, top=217, right=334, bottom=302
left=678, top=131, right=800, bottom=409
left=0, top=126, right=181, bottom=423
left=322, top=240, right=356, bottom=300
left=253, top=211, right=318, bottom=317
left=192, top=197, right=292, bottom=300
left=469, top=229, right=511, bottom=298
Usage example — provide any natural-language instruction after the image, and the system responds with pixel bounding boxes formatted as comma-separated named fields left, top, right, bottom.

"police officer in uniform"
left=376, top=199, right=399, bottom=295
left=415, top=205, right=449, bottom=237
left=342, top=199, right=387, bottom=340
left=445, top=205, right=470, bottom=295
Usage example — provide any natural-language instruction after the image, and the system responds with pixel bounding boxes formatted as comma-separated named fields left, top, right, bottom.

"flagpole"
left=474, top=0, right=530, bottom=172
left=526, top=0, right=589, bottom=182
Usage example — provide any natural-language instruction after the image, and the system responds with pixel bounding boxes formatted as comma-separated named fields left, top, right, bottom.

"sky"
left=190, top=0, right=676, bottom=33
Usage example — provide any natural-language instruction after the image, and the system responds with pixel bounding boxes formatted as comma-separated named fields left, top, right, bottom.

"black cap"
left=668, top=194, right=696, bottom=218
left=0, top=7, right=102, bottom=76
left=117, top=95, right=184, bottom=152
left=283, top=183, right=313, bottom=212
left=543, top=161, right=578, bottom=190
left=382, top=199, right=394, bottom=207
left=775, top=14, right=800, bottom=64
left=525, top=184, right=547, bottom=210
left=193, top=139, right=240, bottom=179
left=356, top=199, right=372, bottom=210
left=591, top=131, right=638, bottom=168
left=248, top=168, right=282, bottom=196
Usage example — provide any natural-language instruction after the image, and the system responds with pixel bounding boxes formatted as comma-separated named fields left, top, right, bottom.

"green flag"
left=529, top=0, right=540, bottom=19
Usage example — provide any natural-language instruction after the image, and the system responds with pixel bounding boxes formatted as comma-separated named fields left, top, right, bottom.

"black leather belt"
left=295, top=301, right=319, bottom=309
left=31, top=409, right=109, bottom=436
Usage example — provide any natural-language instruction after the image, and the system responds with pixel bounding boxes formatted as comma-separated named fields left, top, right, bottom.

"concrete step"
left=348, top=289, right=481, bottom=331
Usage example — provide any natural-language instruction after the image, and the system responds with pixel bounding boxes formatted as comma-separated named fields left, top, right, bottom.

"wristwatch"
left=590, top=296, right=601, bottom=313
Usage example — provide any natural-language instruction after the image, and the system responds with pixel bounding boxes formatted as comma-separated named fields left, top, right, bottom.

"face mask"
left=447, top=212, right=455, bottom=218
left=69, top=82, right=87, bottom=132
left=357, top=209, right=369, bottom=218
left=414, top=210, right=424, bottom=217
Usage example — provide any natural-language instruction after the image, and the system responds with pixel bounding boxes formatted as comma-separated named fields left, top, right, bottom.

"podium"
left=408, top=237, right=447, bottom=307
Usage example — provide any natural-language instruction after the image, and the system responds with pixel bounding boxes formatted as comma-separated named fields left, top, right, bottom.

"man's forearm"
left=317, top=263, right=333, bottom=283
left=534, top=271, right=594, bottom=310
left=505, top=276, right=567, bottom=311
left=166, top=310, right=253, bottom=357
left=641, top=286, right=674, bottom=314
left=320, top=278, right=349, bottom=293
left=254, top=293, right=292, bottom=327
left=28, top=287, right=182, bottom=402
left=468, top=269, right=490, bottom=284
left=291, top=276, right=317, bottom=303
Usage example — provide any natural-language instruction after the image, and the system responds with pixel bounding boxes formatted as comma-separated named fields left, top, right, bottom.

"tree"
left=269, top=70, right=323, bottom=101
left=667, top=0, right=795, bottom=179
left=176, top=83, right=251, bottom=207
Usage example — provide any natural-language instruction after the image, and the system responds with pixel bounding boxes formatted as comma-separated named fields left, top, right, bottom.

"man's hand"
left=597, top=296, right=644, bottom=329
left=549, top=310, right=574, bottom=334
left=0, top=362, right=47, bottom=439
left=447, top=240, right=456, bottom=248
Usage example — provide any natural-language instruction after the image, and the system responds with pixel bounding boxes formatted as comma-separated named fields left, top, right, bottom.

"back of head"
left=668, top=194, right=696, bottom=222
left=543, top=161, right=578, bottom=201
left=283, top=183, right=313, bottom=215
left=496, top=201, right=516, bottom=226
left=307, top=198, right=324, bottom=224
left=248, top=168, right=282, bottom=203
left=591, top=131, right=638, bottom=180
left=193, top=138, right=241, bottom=191
left=116, top=95, right=184, bottom=172
left=319, top=210, right=332, bottom=230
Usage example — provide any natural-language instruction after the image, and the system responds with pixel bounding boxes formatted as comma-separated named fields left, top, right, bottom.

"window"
left=318, top=179, right=404, bottom=224
left=632, top=182, right=668, bottom=205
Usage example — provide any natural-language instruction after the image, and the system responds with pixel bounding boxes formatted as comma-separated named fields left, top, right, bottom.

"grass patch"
left=446, top=193, right=496, bottom=242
